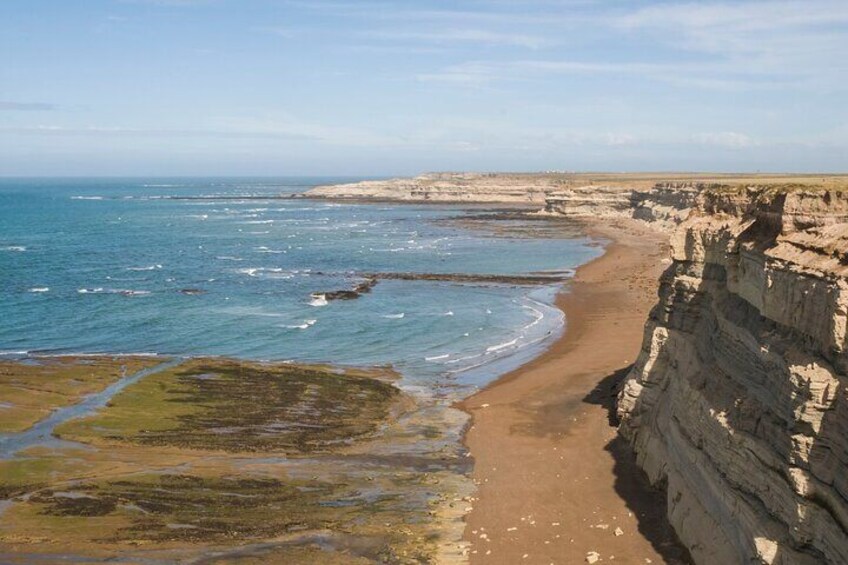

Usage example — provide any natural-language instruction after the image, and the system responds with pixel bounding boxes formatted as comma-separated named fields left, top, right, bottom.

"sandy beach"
left=460, top=219, right=690, bottom=564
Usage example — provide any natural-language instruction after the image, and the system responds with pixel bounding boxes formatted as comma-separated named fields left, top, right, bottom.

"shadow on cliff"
left=584, top=366, right=693, bottom=565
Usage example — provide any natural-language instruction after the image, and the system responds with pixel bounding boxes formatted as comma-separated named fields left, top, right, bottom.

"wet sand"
left=460, top=219, right=691, bottom=564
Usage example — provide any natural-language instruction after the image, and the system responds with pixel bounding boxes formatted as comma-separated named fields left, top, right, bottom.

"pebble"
left=586, top=551, right=601, bottom=564
left=614, top=527, right=624, bottom=536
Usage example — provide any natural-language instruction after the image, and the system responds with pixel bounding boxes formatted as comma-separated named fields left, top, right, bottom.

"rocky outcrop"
left=543, top=182, right=699, bottom=229
left=617, top=186, right=848, bottom=564
left=542, top=185, right=635, bottom=217
left=307, top=173, right=561, bottom=203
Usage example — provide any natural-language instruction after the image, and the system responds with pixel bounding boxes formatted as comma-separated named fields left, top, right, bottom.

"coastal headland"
left=306, top=172, right=848, bottom=564
left=3, top=172, right=848, bottom=564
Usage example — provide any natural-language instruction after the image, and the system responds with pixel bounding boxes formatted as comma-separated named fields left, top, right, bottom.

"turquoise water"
left=0, top=178, right=601, bottom=396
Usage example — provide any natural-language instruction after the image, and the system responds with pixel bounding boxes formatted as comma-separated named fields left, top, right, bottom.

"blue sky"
left=1, top=0, right=847, bottom=176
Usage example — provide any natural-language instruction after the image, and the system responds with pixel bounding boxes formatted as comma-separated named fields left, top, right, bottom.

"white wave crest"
left=425, top=354, right=450, bottom=361
left=78, top=288, right=150, bottom=296
left=282, top=319, right=318, bottom=330
left=486, top=338, right=518, bottom=353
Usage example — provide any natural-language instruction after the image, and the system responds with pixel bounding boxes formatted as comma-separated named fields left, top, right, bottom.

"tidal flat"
left=0, top=356, right=472, bottom=563
left=0, top=356, right=162, bottom=433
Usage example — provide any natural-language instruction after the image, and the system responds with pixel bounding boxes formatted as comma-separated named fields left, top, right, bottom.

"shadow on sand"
left=583, top=365, right=693, bottom=565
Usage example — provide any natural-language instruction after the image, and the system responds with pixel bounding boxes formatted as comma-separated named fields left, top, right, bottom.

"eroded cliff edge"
left=308, top=173, right=848, bottom=563
left=617, top=186, right=848, bottom=564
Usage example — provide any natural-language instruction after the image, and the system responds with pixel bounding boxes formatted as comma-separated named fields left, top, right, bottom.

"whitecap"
left=425, top=354, right=450, bottom=361
left=71, top=196, right=104, bottom=200
left=442, top=311, right=454, bottom=316
left=0, top=350, right=28, bottom=356
left=282, top=319, right=318, bottom=330
left=2, top=246, right=26, bottom=252
left=77, top=287, right=150, bottom=296
left=383, top=313, right=405, bottom=319
left=256, top=246, right=285, bottom=254
left=521, top=303, right=545, bottom=331
left=28, top=287, right=49, bottom=293
left=216, top=256, right=244, bottom=261
left=126, top=265, right=162, bottom=272
left=237, top=267, right=293, bottom=279
left=486, top=338, right=518, bottom=353
left=309, top=294, right=328, bottom=307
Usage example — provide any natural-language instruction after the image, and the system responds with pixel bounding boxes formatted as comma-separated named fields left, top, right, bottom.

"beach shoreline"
left=459, top=218, right=691, bottom=564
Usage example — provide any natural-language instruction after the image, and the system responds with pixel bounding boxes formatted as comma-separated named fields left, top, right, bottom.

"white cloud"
left=371, top=28, right=553, bottom=49
left=691, top=132, right=757, bottom=149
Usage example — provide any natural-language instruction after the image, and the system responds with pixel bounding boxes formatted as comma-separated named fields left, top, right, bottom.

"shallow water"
left=0, top=177, right=602, bottom=396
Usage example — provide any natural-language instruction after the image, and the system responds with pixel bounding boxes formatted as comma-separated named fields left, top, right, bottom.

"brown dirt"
left=459, top=219, right=691, bottom=564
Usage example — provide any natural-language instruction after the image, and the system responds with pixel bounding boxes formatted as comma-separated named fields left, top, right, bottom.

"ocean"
left=0, top=177, right=602, bottom=397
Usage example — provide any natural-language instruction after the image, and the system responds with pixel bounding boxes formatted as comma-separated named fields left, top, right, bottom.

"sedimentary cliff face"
left=617, top=186, right=848, bottom=564
left=310, top=172, right=848, bottom=562
left=542, top=182, right=699, bottom=229
left=307, top=173, right=561, bottom=203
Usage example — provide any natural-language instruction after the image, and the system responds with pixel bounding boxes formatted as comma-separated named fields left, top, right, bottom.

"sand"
left=460, top=219, right=691, bottom=564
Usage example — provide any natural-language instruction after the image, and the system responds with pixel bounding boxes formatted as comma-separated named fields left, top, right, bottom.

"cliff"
left=306, top=173, right=846, bottom=208
left=308, top=172, right=848, bottom=563
left=542, top=182, right=699, bottom=229
left=307, top=173, right=561, bottom=203
left=617, top=186, right=848, bottom=564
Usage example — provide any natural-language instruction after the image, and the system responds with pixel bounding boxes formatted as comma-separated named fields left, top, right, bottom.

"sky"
left=1, top=0, right=847, bottom=176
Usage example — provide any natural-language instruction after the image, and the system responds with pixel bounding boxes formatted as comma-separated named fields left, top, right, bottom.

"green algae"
left=0, top=356, right=162, bottom=433
left=7, top=470, right=440, bottom=562
left=56, top=358, right=401, bottom=454
left=29, top=474, right=345, bottom=541
left=0, top=358, right=461, bottom=563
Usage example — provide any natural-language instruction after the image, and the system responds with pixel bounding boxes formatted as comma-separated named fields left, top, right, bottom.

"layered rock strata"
left=308, top=173, right=560, bottom=203
left=617, top=186, right=848, bottom=564
left=542, top=182, right=699, bottom=229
